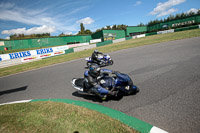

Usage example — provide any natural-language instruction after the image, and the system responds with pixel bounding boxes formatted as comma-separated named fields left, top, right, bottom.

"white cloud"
left=2, top=25, right=56, bottom=35
left=150, top=0, right=186, bottom=17
left=0, top=2, right=91, bottom=36
left=0, top=8, right=55, bottom=26
left=186, top=8, right=198, bottom=14
left=5, top=36, right=10, bottom=40
left=76, top=17, right=94, bottom=25
left=157, top=8, right=178, bottom=17
left=134, top=1, right=142, bottom=6
left=65, top=32, right=72, bottom=35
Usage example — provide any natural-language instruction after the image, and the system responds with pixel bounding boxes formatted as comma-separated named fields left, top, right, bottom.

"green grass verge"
left=0, top=101, right=138, bottom=133
left=0, top=29, right=200, bottom=77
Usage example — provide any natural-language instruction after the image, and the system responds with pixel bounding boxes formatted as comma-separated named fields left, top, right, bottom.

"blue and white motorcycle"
left=85, top=53, right=113, bottom=67
left=71, top=69, right=139, bottom=100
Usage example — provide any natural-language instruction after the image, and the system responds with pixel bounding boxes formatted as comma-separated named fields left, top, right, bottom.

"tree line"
left=147, top=9, right=200, bottom=26
left=9, top=33, right=51, bottom=40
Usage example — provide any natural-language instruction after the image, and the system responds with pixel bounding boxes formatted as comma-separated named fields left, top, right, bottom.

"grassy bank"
left=0, top=29, right=200, bottom=77
left=0, top=101, right=137, bottom=133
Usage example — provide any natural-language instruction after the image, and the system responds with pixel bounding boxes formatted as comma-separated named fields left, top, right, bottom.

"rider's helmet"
left=88, top=64, right=101, bottom=77
left=94, top=49, right=98, bottom=53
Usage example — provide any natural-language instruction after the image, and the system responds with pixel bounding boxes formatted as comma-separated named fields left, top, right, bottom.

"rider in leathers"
left=84, top=64, right=116, bottom=100
left=91, top=49, right=104, bottom=65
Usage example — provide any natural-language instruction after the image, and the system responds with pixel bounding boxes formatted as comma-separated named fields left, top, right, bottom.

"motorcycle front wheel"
left=109, top=60, right=114, bottom=65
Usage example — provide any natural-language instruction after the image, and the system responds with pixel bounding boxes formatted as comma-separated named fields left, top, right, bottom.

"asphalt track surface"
left=1, top=37, right=200, bottom=133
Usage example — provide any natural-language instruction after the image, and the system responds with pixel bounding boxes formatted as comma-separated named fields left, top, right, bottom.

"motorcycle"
left=85, top=54, right=113, bottom=67
left=71, top=69, right=139, bottom=100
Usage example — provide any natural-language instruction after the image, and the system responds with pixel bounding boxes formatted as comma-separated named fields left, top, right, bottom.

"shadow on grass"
left=0, top=86, right=27, bottom=96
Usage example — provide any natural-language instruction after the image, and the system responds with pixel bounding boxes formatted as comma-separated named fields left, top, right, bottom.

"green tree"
left=197, top=9, right=200, bottom=15
left=80, top=23, right=85, bottom=33
left=112, top=25, right=117, bottom=30
left=59, top=33, right=65, bottom=36
left=137, top=22, right=145, bottom=26
left=106, top=25, right=111, bottom=30
left=188, top=11, right=195, bottom=16
left=95, top=29, right=101, bottom=32
left=85, top=29, right=92, bottom=35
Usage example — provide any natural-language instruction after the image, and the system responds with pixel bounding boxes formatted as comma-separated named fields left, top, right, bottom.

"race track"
left=1, top=37, right=200, bottom=133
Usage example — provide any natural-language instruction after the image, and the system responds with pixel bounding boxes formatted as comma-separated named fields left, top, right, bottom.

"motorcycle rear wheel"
left=87, top=62, right=92, bottom=67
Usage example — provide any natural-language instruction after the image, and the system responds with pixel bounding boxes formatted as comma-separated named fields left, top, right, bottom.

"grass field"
left=0, top=101, right=138, bottom=133
left=0, top=29, right=200, bottom=77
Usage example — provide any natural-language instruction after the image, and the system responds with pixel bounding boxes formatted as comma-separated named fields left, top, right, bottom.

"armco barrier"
left=67, top=42, right=89, bottom=48
left=136, top=34, right=146, bottom=38
left=132, top=34, right=146, bottom=39
left=157, top=29, right=174, bottom=34
left=73, top=44, right=96, bottom=52
left=112, top=38, right=125, bottom=43
left=96, top=40, right=113, bottom=47
left=90, top=39, right=101, bottom=44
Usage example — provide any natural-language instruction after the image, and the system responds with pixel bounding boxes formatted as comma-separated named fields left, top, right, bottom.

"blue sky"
left=0, top=0, right=199, bottom=39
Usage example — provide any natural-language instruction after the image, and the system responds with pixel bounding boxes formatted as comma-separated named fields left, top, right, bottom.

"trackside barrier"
left=90, top=39, right=102, bottom=44
left=137, top=34, right=146, bottom=38
left=73, top=44, right=96, bottom=52
left=132, top=34, right=146, bottom=39
left=67, top=43, right=89, bottom=48
left=0, top=45, right=69, bottom=68
left=112, top=38, right=125, bottom=43
left=157, top=29, right=174, bottom=34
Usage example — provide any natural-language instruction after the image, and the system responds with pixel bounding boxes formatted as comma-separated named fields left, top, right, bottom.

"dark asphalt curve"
left=1, top=37, right=200, bottom=133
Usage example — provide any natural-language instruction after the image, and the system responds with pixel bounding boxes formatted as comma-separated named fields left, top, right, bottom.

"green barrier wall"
left=96, top=40, right=113, bottom=47
left=103, top=30, right=125, bottom=40
left=91, top=30, right=103, bottom=40
left=4, top=35, right=92, bottom=50
left=126, top=26, right=147, bottom=36
left=148, top=14, right=200, bottom=32
left=0, top=46, right=4, bottom=51
left=174, top=25, right=199, bottom=32
left=92, top=30, right=125, bottom=41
